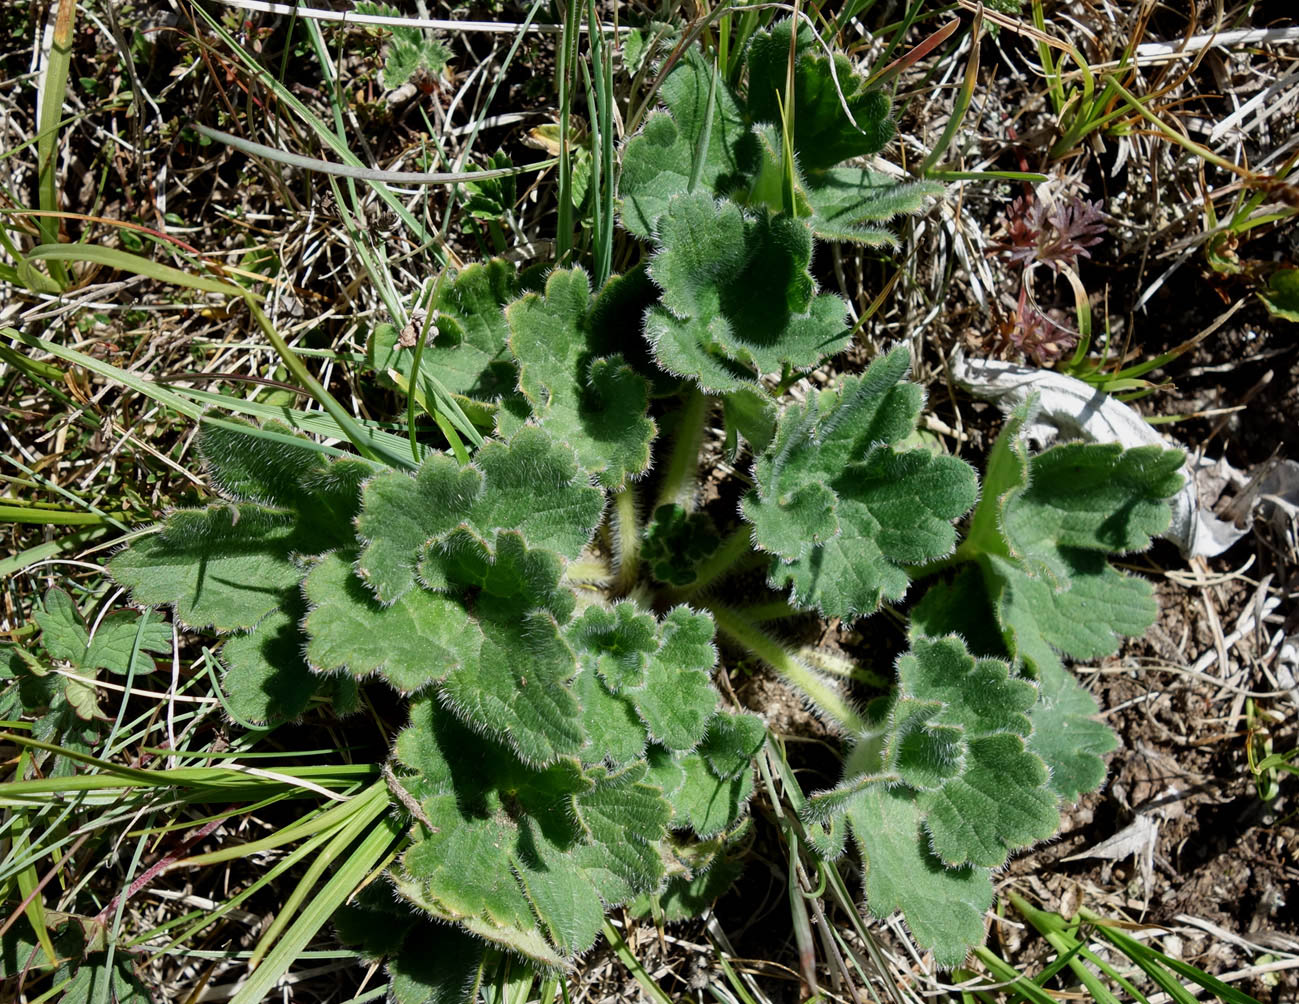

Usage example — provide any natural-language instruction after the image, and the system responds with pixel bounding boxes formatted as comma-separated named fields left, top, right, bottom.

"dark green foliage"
left=745, top=20, right=894, bottom=171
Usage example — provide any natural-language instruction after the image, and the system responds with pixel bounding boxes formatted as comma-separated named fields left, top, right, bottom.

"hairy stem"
left=611, top=484, right=641, bottom=593
left=707, top=604, right=869, bottom=736
left=654, top=388, right=709, bottom=512
left=739, top=599, right=807, bottom=622
left=672, top=524, right=757, bottom=600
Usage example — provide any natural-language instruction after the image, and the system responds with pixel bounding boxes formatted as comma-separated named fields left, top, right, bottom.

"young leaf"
left=957, top=400, right=1182, bottom=679
left=745, top=20, right=894, bottom=173
left=568, top=602, right=658, bottom=693
left=355, top=1, right=451, bottom=90
left=812, top=637, right=1056, bottom=871
left=743, top=348, right=978, bottom=618
left=643, top=504, right=720, bottom=587
left=629, top=606, right=718, bottom=754
left=82, top=611, right=171, bottom=674
left=506, top=267, right=656, bottom=489
left=33, top=589, right=93, bottom=668
left=35, top=588, right=170, bottom=678
left=645, top=193, right=850, bottom=393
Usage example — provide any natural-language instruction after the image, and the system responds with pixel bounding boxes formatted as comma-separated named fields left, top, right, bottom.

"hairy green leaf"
left=1027, top=658, right=1120, bottom=801
left=335, top=886, right=486, bottom=1004
left=111, top=421, right=368, bottom=632
left=507, top=268, right=655, bottom=489
left=369, top=259, right=519, bottom=404
left=303, top=550, right=477, bottom=694
left=960, top=401, right=1182, bottom=677
left=643, top=504, right=720, bottom=587
left=433, top=530, right=582, bottom=766
left=568, top=602, right=658, bottom=693
left=699, top=712, right=767, bottom=780
left=804, top=168, right=943, bottom=246
left=619, top=47, right=756, bottom=238
left=744, top=348, right=977, bottom=618
left=746, top=20, right=894, bottom=173
left=668, top=750, right=754, bottom=838
left=811, top=636, right=1056, bottom=889
left=645, top=193, right=850, bottom=393
left=392, top=700, right=676, bottom=963
left=219, top=600, right=318, bottom=724
left=845, top=786, right=993, bottom=968
left=630, top=607, right=718, bottom=753
left=356, top=427, right=603, bottom=603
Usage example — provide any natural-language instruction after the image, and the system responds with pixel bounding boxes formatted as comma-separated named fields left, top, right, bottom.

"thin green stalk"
left=654, top=388, right=708, bottom=511
left=247, top=782, right=390, bottom=968
left=708, top=604, right=869, bottom=735
left=406, top=274, right=448, bottom=462
left=786, top=829, right=819, bottom=995
left=970, top=947, right=1059, bottom=1004
left=1104, top=75, right=1256, bottom=179
left=602, top=920, right=674, bottom=1004
left=919, top=9, right=981, bottom=176
left=228, top=813, right=400, bottom=1004
left=242, top=298, right=380, bottom=463
left=556, top=0, right=581, bottom=261
left=0, top=504, right=128, bottom=526
left=11, top=762, right=57, bottom=970
left=689, top=56, right=720, bottom=195
left=177, top=783, right=382, bottom=869
left=35, top=0, right=75, bottom=287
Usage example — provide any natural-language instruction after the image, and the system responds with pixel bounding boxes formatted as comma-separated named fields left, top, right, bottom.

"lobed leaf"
left=507, top=267, right=655, bottom=489
left=392, top=700, right=677, bottom=964
left=745, top=20, right=894, bottom=173
left=645, top=193, right=850, bottom=393
left=845, top=786, right=994, bottom=967
left=369, top=259, right=520, bottom=403
left=619, top=47, right=756, bottom=238
left=630, top=607, right=718, bottom=753
left=302, top=550, right=478, bottom=694
left=954, top=400, right=1182, bottom=678
left=35, top=589, right=170, bottom=674
left=356, top=426, right=603, bottom=603
left=744, top=348, right=978, bottom=618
